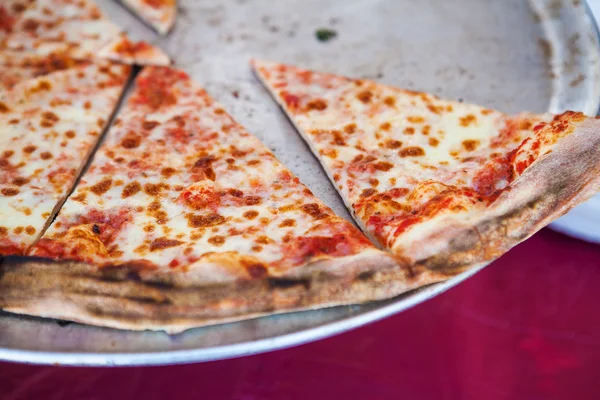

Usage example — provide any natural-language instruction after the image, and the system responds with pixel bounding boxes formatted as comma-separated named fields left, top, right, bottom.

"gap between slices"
left=251, top=59, right=600, bottom=275
left=0, top=0, right=170, bottom=68
left=0, top=65, right=449, bottom=333
left=0, top=60, right=132, bottom=255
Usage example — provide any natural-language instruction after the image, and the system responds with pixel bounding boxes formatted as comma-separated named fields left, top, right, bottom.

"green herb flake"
left=315, top=28, right=337, bottom=42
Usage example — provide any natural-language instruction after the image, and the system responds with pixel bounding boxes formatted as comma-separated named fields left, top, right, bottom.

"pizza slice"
left=121, top=0, right=177, bottom=35
left=0, top=60, right=131, bottom=255
left=0, top=0, right=170, bottom=66
left=252, top=59, right=600, bottom=274
left=0, top=66, right=428, bottom=333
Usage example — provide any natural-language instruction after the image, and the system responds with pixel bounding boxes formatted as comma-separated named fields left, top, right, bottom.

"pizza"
left=0, top=66, right=429, bottom=333
left=0, top=49, right=94, bottom=90
left=122, top=0, right=177, bottom=35
left=252, top=60, right=600, bottom=274
left=0, top=60, right=131, bottom=255
left=0, top=0, right=170, bottom=66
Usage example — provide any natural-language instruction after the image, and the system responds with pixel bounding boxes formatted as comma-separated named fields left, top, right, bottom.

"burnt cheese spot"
left=519, top=120, right=533, bottom=130
left=244, top=196, right=262, bottom=206
left=143, top=120, right=160, bottom=130
left=361, top=188, right=377, bottom=197
left=279, top=219, right=296, bottom=227
left=187, top=213, right=226, bottom=228
left=384, top=96, right=396, bottom=106
left=161, top=167, right=176, bottom=178
left=344, top=123, right=357, bottom=134
left=369, top=178, right=379, bottom=187
left=374, top=161, right=394, bottom=171
left=12, top=177, right=29, bottom=186
left=407, top=116, right=424, bottom=123
left=1, top=187, right=19, bottom=196
left=380, top=122, right=391, bottom=131
left=22, top=18, right=39, bottom=31
left=40, top=111, right=60, bottom=128
left=121, top=133, right=141, bottom=148
left=148, top=201, right=161, bottom=211
left=422, top=125, right=431, bottom=135
left=24, top=226, right=35, bottom=235
left=399, top=146, right=425, bottom=157
left=122, top=182, right=141, bottom=198
left=0, top=227, right=7, bottom=237
left=90, top=178, right=112, bottom=195
left=227, top=188, right=244, bottom=198
left=145, top=183, right=168, bottom=196
left=208, top=236, right=225, bottom=246
left=459, top=114, right=477, bottom=127
left=357, top=90, right=373, bottom=103
left=404, top=127, right=415, bottom=135
left=301, top=203, right=328, bottom=219
left=150, top=237, right=183, bottom=251
left=385, top=140, right=402, bottom=149
left=243, top=210, right=259, bottom=219
left=23, top=145, right=37, bottom=154
left=0, top=102, right=10, bottom=113
left=65, top=130, right=76, bottom=139
left=462, top=140, right=480, bottom=151
left=256, top=235, right=273, bottom=245
left=331, top=130, right=346, bottom=146
left=40, top=152, right=53, bottom=160
left=306, top=99, right=327, bottom=111
left=429, top=138, right=439, bottom=147
left=13, top=227, right=23, bottom=234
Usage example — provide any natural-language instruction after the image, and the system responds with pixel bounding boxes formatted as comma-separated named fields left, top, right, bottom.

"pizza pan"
left=1, top=0, right=599, bottom=366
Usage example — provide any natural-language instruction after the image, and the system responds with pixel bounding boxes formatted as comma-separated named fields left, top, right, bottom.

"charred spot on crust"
left=356, top=271, right=375, bottom=281
left=268, top=278, right=311, bottom=290
left=246, top=263, right=267, bottom=278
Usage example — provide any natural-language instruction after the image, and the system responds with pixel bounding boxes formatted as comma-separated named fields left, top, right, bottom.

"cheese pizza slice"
left=252, top=60, right=600, bottom=274
left=0, top=66, right=427, bottom=333
left=121, top=0, right=177, bottom=35
left=0, top=60, right=131, bottom=255
left=0, top=0, right=170, bottom=66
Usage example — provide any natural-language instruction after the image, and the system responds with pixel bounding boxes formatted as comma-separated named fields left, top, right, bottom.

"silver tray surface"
left=1, top=0, right=599, bottom=366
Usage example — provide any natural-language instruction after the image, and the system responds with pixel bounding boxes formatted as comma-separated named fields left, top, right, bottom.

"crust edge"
left=0, top=251, right=444, bottom=334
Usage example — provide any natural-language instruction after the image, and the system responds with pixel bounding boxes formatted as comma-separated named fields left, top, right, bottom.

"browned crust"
left=395, top=118, right=600, bottom=274
left=0, top=252, right=443, bottom=334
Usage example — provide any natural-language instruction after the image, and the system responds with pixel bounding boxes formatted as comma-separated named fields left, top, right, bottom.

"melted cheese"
left=0, top=0, right=170, bottom=66
left=0, top=61, right=130, bottom=255
left=31, top=66, right=384, bottom=282
left=252, top=60, right=580, bottom=254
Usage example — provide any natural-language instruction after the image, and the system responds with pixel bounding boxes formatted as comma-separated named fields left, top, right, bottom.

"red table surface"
left=1, top=228, right=600, bottom=400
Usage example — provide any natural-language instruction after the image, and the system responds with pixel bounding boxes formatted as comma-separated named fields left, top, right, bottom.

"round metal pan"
left=1, top=0, right=599, bottom=366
